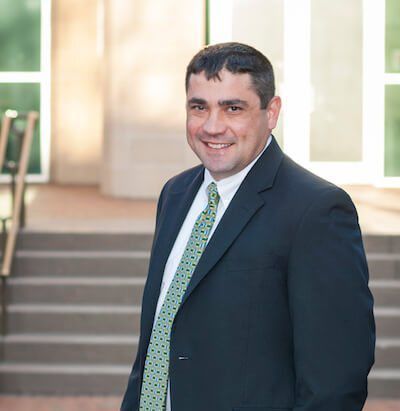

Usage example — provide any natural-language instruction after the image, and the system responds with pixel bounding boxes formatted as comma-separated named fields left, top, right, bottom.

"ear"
left=266, top=96, right=281, bottom=129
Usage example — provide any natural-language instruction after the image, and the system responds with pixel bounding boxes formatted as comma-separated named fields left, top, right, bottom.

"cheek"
left=233, top=118, right=262, bottom=141
left=187, top=117, right=201, bottom=137
left=230, top=123, right=250, bottom=142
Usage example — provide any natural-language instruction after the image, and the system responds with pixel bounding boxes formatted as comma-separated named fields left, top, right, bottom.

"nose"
left=202, top=110, right=226, bottom=136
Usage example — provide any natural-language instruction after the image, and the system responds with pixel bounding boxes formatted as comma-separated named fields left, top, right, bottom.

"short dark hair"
left=185, top=42, right=275, bottom=109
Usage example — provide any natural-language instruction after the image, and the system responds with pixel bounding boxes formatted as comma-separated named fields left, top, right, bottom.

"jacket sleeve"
left=120, top=182, right=169, bottom=411
left=287, top=187, right=375, bottom=410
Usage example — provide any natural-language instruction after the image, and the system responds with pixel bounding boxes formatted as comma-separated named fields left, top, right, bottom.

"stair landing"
left=0, top=184, right=157, bottom=233
left=0, top=183, right=400, bottom=234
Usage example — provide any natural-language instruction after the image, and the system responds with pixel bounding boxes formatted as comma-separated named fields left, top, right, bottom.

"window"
left=384, top=0, right=400, bottom=177
left=0, top=0, right=50, bottom=181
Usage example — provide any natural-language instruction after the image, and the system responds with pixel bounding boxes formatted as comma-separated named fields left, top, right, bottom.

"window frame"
left=381, top=0, right=400, bottom=185
left=0, top=0, right=51, bottom=183
left=207, top=0, right=400, bottom=187
left=282, top=0, right=375, bottom=185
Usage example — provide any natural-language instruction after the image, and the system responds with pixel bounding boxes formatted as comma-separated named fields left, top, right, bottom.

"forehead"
left=186, top=69, right=258, bottom=101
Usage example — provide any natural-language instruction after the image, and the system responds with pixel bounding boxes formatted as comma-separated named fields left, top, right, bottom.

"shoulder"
left=279, top=155, right=354, bottom=205
left=161, top=164, right=204, bottom=194
left=273, top=155, right=357, bottom=226
left=156, top=164, right=203, bottom=209
left=153, top=164, right=203, bottom=225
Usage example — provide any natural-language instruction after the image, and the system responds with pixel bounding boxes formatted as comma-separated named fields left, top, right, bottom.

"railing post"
left=1, top=276, right=7, bottom=336
left=1, top=111, right=39, bottom=277
left=0, top=110, right=38, bottom=335
left=1, top=218, right=9, bottom=336
left=0, top=112, right=15, bottom=173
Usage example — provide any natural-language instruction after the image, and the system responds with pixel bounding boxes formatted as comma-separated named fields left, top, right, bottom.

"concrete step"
left=368, top=369, right=400, bottom=398
left=370, top=280, right=400, bottom=306
left=6, top=277, right=146, bottom=305
left=0, top=334, right=138, bottom=365
left=366, top=253, right=400, bottom=280
left=3, top=233, right=397, bottom=252
left=11, top=250, right=150, bottom=277
left=6, top=233, right=399, bottom=253
left=0, top=365, right=398, bottom=397
left=363, top=235, right=400, bottom=254
left=8, top=251, right=400, bottom=279
left=375, top=307, right=400, bottom=338
left=6, top=304, right=141, bottom=334
left=375, top=339, right=400, bottom=368
left=3, top=334, right=395, bottom=369
left=0, top=363, right=130, bottom=395
left=0, top=231, right=398, bottom=397
left=5, top=231, right=153, bottom=252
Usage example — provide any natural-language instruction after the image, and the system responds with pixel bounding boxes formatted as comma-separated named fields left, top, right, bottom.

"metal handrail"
left=1, top=111, right=38, bottom=276
left=0, top=110, right=16, bottom=173
left=0, top=110, right=39, bottom=334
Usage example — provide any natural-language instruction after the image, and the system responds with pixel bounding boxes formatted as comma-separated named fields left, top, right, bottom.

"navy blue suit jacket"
left=121, top=136, right=375, bottom=411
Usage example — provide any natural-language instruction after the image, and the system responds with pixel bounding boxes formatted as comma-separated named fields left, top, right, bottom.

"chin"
left=205, top=165, right=236, bottom=180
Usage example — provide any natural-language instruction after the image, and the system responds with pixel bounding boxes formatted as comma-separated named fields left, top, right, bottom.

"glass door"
left=283, top=0, right=374, bottom=185
left=206, top=0, right=400, bottom=186
left=364, top=0, right=400, bottom=187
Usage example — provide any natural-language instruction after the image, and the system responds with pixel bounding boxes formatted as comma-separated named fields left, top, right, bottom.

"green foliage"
left=385, top=85, right=400, bottom=176
left=386, top=0, right=400, bottom=73
left=0, top=0, right=41, bottom=72
left=0, top=83, right=41, bottom=174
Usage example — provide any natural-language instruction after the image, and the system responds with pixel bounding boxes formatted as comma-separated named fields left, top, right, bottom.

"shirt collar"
left=203, top=135, right=272, bottom=208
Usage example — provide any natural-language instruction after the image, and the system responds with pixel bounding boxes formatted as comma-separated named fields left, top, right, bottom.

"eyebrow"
left=187, top=97, right=249, bottom=107
left=219, top=99, right=249, bottom=108
left=187, top=97, right=207, bottom=105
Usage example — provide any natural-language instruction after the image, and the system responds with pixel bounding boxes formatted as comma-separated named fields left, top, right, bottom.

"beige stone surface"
left=0, top=184, right=156, bottom=232
left=101, top=0, right=204, bottom=198
left=344, top=185, right=400, bottom=235
left=51, top=0, right=103, bottom=184
left=101, top=163, right=184, bottom=199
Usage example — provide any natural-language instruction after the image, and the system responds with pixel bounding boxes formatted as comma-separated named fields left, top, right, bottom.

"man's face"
left=186, top=69, right=281, bottom=181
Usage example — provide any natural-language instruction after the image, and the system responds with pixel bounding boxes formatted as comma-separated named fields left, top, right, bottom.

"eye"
left=190, top=104, right=206, bottom=111
left=227, top=105, right=242, bottom=112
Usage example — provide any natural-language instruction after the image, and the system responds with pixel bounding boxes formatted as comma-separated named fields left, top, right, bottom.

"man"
left=121, top=42, right=375, bottom=411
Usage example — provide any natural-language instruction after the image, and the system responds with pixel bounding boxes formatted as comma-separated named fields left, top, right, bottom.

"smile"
left=205, top=142, right=233, bottom=149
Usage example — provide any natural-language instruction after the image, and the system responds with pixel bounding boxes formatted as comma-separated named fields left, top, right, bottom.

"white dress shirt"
left=151, top=135, right=272, bottom=411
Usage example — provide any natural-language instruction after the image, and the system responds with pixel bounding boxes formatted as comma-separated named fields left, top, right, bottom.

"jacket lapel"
left=141, top=167, right=204, bottom=343
left=180, top=185, right=264, bottom=308
left=142, top=136, right=284, bottom=337
left=179, top=136, right=285, bottom=309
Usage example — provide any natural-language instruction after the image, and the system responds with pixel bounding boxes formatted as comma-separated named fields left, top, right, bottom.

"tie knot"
left=207, top=182, right=220, bottom=209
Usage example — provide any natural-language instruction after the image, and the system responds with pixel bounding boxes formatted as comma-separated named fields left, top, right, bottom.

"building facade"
left=0, top=0, right=399, bottom=197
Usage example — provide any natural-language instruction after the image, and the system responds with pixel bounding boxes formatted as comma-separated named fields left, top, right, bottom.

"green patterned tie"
left=139, top=182, right=220, bottom=410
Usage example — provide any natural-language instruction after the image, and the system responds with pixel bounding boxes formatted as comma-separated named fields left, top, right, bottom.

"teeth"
left=207, top=143, right=231, bottom=149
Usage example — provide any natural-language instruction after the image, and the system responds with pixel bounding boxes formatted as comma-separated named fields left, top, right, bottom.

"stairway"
left=0, top=232, right=399, bottom=397
left=0, top=232, right=152, bottom=395
left=365, top=235, right=400, bottom=398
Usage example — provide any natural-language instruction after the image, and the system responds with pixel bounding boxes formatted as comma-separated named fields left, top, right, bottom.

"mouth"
left=204, top=142, right=233, bottom=150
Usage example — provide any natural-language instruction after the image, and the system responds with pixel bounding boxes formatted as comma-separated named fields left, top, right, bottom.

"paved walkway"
left=0, top=184, right=156, bottom=233
left=0, top=396, right=120, bottom=410
left=0, top=396, right=399, bottom=410
left=0, top=183, right=400, bottom=234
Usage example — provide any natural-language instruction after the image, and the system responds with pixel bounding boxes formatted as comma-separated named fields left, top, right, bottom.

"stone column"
left=101, top=0, right=204, bottom=198
left=51, top=0, right=103, bottom=183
